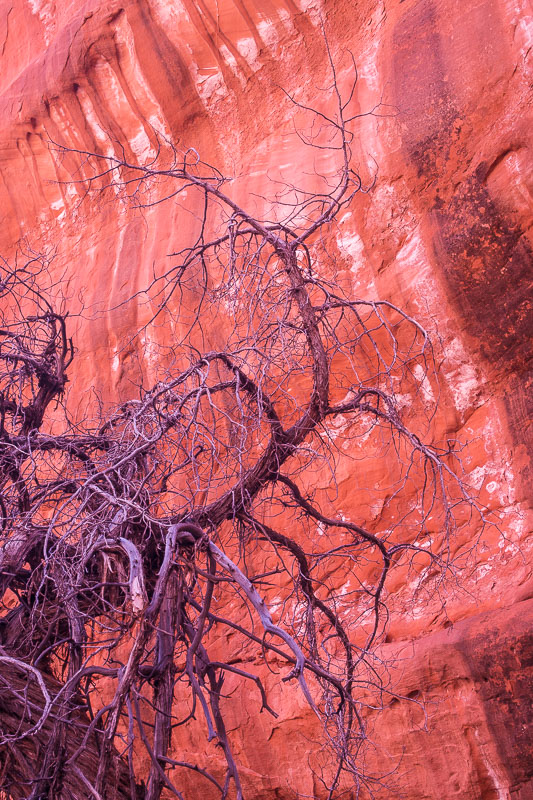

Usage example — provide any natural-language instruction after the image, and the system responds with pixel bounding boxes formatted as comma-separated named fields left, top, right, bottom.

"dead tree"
left=0, top=54, right=484, bottom=799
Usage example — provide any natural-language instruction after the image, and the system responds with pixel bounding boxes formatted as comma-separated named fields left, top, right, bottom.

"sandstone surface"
left=0, top=0, right=532, bottom=798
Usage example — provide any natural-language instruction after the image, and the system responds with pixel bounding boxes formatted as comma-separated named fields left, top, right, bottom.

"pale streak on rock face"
left=0, top=0, right=532, bottom=797
left=27, top=0, right=56, bottom=46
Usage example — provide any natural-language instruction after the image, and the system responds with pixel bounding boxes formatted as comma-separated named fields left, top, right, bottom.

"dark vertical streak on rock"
left=392, top=0, right=533, bottom=470
left=456, top=607, right=533, bottom=797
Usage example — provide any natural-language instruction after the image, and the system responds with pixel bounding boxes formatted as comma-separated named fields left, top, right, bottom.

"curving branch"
left=0, top=48, right=488, bottom=800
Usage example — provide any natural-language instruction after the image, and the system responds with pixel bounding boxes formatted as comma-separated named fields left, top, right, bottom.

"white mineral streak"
left=27, top=0, right=55, bottom=45
left=473, top=727, right=511, bottom=800
left=504, top=0, right=533, bottom=57
left=291, top=0, right=323, bottom=26
left=75, top=86, right=110, bottom=147
left=393, top=225, right=482, bottom=416
left=336, top=223, right=378, bottom=296
left=113, top=14, right=171, bottom=142
left=413, top=363, right=435, bottom=404
left=355, top=1, right=387, bottom=173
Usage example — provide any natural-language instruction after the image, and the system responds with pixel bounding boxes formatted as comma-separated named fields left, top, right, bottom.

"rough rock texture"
left=0, top=0, right=532, bottom=797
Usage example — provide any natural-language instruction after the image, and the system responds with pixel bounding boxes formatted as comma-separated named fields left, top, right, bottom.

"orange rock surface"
left=0, top=0, right=532, bottom=797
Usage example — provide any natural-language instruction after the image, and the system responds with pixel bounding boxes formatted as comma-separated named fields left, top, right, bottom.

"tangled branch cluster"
left=0, top=57, right=483, bottom=800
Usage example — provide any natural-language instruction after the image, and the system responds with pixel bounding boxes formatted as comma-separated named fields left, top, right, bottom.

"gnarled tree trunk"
left=0, top=656, right=136, bottom=800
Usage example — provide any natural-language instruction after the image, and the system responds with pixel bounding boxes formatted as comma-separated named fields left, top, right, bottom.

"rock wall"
left=0, top=0, right=532, bottom=797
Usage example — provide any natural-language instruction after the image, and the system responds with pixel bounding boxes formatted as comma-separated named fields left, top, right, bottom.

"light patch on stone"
left=218, top=43, right=246, bottom=88
left=256, top=18, right=285, bottom=49
left=291, top=0, right=323, bottom=27
left=358, top=35, right=381, bottom=95
left=392, top=225, right=466, bottom=377
left=235, top=37, right=258, bottom=62
left=47, top=101, right=86, bottom=161
left=86, top=59, right=156, bottom=163
left=325, top=413, right=351, bottom=440
left=139, top=329, right=160, bottom=386
left=475, top=564, right=492, bottom=579
left=49, top=198, right=66, bottom=226
left=394, top=392, right=412, bottom=411
left=441, top=337, right=480, bottom=416
left=113, top=14, right=171, bottom=139
left=505, top=505, right=529, bottom=539
left=349, top=14, right=387, bottom=175
left=515, top=13, right=533, bottom=54
left=269, top=596, right=283, bottom=612
left=369, top=498, right=385, bottom=521
left=498, top=536, right=520, bottom=558
left=75, top=87, right=111, bottom=147
left=93, top=59, right=126, bottom=110
left=472, top=727, right=511, bottom=800
left=111, top=351, right=120, bottom=375
left=27, top=0, right=55, bottom=45
left=130, top=127, right=155, bottom=163
left=505, top=0, right=533, bottom=57
left=65, top=183, right=79, bottom=204
left=195, top=70, right=227, bottom=105
left=110, top=225, right=128, bottom=315
left=335, top=226, right=374, bottom=292
left=149, top=0, right=187, bottom=31
left=394, top=228, right=434, bottom=308
left=413, top=363, right=435, bottom=404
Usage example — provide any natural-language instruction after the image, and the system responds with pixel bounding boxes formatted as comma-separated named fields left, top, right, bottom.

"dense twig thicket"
left=0, top=54, right=483, bottom=799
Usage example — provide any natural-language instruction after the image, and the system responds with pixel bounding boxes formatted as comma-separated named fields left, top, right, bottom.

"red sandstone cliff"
left=0, top=0, right=532, bottom=797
